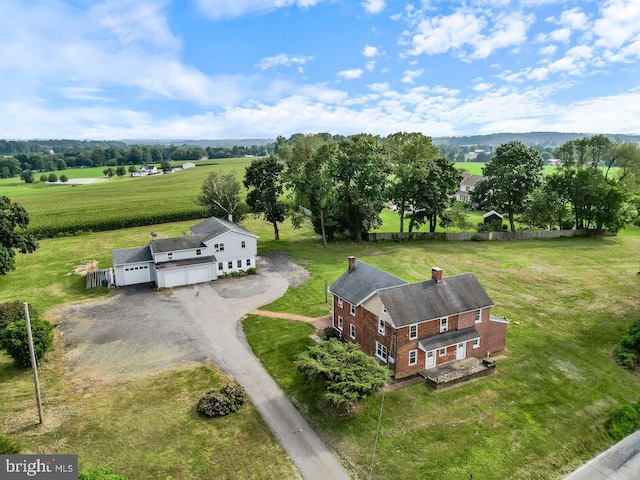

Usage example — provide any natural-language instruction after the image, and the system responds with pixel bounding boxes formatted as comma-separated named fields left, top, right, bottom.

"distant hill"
left=120, top=138, right=275, bottom=148
left=433, top=132, right=640, bottom=148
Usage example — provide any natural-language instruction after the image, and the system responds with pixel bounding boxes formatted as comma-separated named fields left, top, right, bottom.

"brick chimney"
left=348, top=256, right=356, bottom=272
left=431, top=267, right=443, bottom=283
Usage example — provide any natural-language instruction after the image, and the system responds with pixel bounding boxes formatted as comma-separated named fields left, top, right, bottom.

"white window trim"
left=350, top=324, right=355, bottom=339
left=378, top=318, right=385, bottom=335
left=382, top=304, right=387, bottom=314
left=475, top=308, right=482, bottom=323
left=473, top=338, right=480, bottom=349
left=337, top=297, right=343, bottom=308
left=408, top=349, right=417, bottom=366
left=337, top=316, right=343, bottom=331
left=438, top=347, right=446, bottom=357
left=375, top=341, right=388, bottom=362
left=440, top=317, right=449, bottom=333
left=350, top=304, right=356, bottom=316
left=409, top=324, right=418, bottom=340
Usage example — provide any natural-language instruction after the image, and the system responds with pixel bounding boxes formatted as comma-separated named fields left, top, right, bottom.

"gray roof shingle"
left=112, top=246, right=152, bottom=265
left=150, top=236, right=206, bottom=253
left=189, top=217, right=257, bottom=242
left=378, top=273, right=494, bottom=327
left=329, top=260, right=407, bottom=306
left=418, top=327, right=481, bottom=351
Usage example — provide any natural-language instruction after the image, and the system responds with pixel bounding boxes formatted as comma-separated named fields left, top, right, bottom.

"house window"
left=246, top=259, right=251, bottom=267
left=350, top=324, right=356, bottom=339
left=440, top=317, right=449, bottom=333
left=378, top=318, right=385, bottom=335
left=409, top=324, right=417, bottom=340
left=382, top=305, right=387, bottom=314
left=375, top=342, right=388, bottom=362
left=439, top=347, right=446, bottom=357
left=337, top=297, right=343, bottom=308
left=196, top=249, right=202, bottom=256
left=237, top=260, right=242, bottom=268
left=408, top=350, right=417, bottom=366
left=228, top=261, right=233, bottom=269
left=241, top=240, right=246, bottom=248
left=167, top=252, right=173, bottom=259
left=350, top=305, right=356, bottom=316
left=219, top=243, right=224, bottom=251
left=473, top=338, right=480, bottom=349
left=475, top=309, right=482, bottom=323
left=218, top=262, right=223, bottom=270
left=337, top=316, right=343, bottom=330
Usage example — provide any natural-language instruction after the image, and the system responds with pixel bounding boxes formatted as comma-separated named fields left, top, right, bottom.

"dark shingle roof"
left=150, top=236, right=205, bottom=253
left=460, top=175, right=486, bottom=188
left=418, top=327, right=481, bottom=351
left=112, top=246, right=152, bottom=266
left=329, top=261, right=407, bottom=306
left=378, top=273, right=494, bottom=327
left=189, top=217, right=257, bottom=242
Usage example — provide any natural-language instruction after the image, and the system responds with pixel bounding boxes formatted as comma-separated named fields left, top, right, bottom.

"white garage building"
left=112, top=217, right=258, bottom=288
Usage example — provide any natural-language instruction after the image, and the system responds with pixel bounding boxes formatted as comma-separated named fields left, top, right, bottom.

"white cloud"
left=549, top=27, right=571, bottom=43
left=195, top=0, right=328, bottom=19
left=255, top=53, right=313, bottom=70
left=406, top=8, right=532, bottom=60
left=361, top=0, right=385, bottom=14
left=401, top=69, right=424, bottom=84
left=473, top=82, right=493, bottom=91
left=368, top=82, right=389, bottom=92
left=365, top=61, right=376, bottom=72
left=594, top=0, right=640, bottom=52
left=337, top=68, right=364, bottom=80
left=363, top=45, right=379, bottom=57
left=538, top=45, right=557, bottom=56
left=558, top=8, right=589, bottom=31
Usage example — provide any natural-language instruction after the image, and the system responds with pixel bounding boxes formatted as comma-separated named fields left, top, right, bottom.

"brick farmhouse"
left=329, top=257, right=507, bottom=379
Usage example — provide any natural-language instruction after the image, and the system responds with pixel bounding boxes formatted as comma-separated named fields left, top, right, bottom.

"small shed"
left=483, top=210, right=504, bottom=224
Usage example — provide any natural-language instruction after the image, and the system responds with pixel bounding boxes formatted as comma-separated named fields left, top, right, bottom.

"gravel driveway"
left=53, top=252, right=350, bottom=480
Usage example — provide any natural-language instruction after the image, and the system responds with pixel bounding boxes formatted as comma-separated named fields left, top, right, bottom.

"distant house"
left=483, top=210, right=504, bottom=224
left=112, top=217, right=258, bottom=288
left=182, top=162, right=196, bottom=169
left=329, top=257, right=507, bottom=379
left=455, top=175, right=486, bottom=203
left=131, top=165, right=158, bottom=177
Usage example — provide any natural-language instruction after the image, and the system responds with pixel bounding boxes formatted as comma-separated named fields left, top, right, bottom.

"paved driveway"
left=56, top=254, right=350, bottom=480
left=564, top=431, right=640, bottom=480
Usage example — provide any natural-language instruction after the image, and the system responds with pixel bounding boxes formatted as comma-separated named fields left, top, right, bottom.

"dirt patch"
left=72, top=260, right=99, bottom=276
left=260, top=251, right=310, bottom=287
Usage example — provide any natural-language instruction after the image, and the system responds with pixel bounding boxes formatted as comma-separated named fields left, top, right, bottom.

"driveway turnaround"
left=57, top=254, right=351, bottom=480
left=564, top=430, right=640, bottom=480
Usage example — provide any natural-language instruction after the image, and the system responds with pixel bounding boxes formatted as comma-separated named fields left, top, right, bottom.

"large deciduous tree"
left=385, top=132, right=439, bottom=233
left=196, top=170, right=247, bottom=223
left=244, top=156, right=286, bottom=240
left=409, top=156, right=462, bottom=233
left=0, top=196, right=38, bottom=275
left=285, top=135, right=338, bottom=245
left=335, top=134, right=390, bottom=241
left=472, top=141, right=544, bottom=232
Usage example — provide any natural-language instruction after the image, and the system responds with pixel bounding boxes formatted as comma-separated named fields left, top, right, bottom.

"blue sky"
left=1, top=0, right=639, bottom=140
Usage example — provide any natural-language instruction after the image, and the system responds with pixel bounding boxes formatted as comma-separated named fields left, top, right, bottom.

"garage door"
left=164, top=269, right=187, bottom=288
left=187, top=267, right=210, bottom=285
left=123, top=264, right=152, bottom=285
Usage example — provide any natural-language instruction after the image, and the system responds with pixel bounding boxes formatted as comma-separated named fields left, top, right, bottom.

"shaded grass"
left=245, top=234, right=640, bottom=479
left=1, top=357, right=296, bottom=480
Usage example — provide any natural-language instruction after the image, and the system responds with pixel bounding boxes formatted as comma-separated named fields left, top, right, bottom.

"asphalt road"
left=564, top=430, right=640, bottom=480
left=57, top=254, right=350, bottom=480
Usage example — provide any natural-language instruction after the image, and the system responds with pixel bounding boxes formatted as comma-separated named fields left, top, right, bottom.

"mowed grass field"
left=244, top=229, right=640, bottom=479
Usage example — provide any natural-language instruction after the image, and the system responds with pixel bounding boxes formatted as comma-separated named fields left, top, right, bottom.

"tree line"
left=198, top=132, right=640, bottom=241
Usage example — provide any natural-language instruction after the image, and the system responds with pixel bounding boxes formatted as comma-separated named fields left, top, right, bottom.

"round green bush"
left=0, top=318, right=54, bottom=368
left=198, top=383, right=246, bottom=417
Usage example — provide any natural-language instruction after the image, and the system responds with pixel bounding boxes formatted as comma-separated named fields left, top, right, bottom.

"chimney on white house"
left=431, top=267, right=443, bottom=283
left=348, top=256, right=356, bottom=272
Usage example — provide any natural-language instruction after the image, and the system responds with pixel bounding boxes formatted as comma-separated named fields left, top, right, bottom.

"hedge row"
left=27, top=208, right=209, bottom=239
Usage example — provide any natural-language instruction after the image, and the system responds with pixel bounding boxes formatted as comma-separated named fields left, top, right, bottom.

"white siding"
left=205, top=230, right=257, bottom=274
left=153, top=247, right=212, bottom=263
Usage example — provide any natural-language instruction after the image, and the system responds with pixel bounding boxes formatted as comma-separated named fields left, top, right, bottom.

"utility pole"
left=24, top=302, right=44, bottom=424
left=324, top=279, right=328, bottom=303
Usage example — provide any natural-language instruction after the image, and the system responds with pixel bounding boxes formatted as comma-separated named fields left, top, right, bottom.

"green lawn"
left=244, top=233, right=640, bottom=479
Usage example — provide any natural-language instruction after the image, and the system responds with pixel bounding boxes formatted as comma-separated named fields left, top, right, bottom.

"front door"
left=426, top=351, right=435, bottom=368
left=456, top=342, right=466, bottom=360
